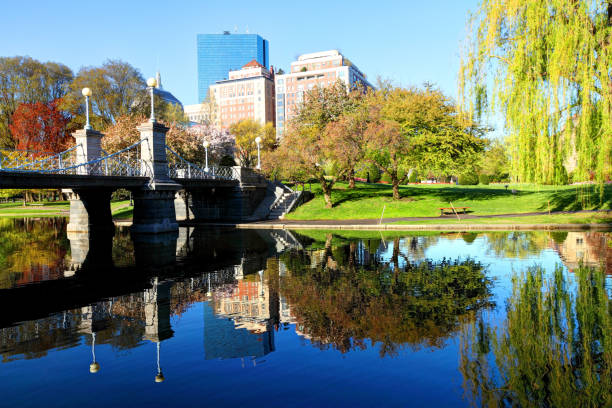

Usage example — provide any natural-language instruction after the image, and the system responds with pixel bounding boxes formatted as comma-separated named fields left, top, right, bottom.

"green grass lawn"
left=286, top=182, right=612, bottom=220
left=0, top=200, right=133, bottom=218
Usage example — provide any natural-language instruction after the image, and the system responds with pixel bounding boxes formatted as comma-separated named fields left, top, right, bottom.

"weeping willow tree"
left=459, top=0, right=612, bottom=189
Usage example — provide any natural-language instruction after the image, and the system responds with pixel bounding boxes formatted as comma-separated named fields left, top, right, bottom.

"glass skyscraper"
left=197, top=33, right=269, bottom=102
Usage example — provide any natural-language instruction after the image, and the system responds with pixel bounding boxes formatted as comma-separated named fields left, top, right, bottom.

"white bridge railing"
left=0, top=144, right=80, bottom=172
left=0, top=141, right=151, bottom=177
left=166, top=146, right=238, bottom=181
left=0, top=142, right=241, bottom=181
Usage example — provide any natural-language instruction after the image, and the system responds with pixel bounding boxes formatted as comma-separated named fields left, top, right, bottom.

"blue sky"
left=2, top=0, right=480, bottom=106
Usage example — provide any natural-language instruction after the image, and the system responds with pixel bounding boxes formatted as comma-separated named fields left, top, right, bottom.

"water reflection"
left=0, top=221, right=611, bottom=406
left=460, top=265, right=612, bottom=407
left=280, top=238, right=494, bottom=355
left=0, top=218, right=68, bottom=288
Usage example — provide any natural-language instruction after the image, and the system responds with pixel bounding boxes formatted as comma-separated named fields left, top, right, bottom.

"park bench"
left=439, top=207, right=470, bottom=216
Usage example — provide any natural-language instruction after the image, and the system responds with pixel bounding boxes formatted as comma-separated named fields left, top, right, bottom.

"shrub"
left=219, top=155, right=236, bottom=166
left=112, top=189, right=131, bottom=201
left=458, top=173, right=478, bottom=185
left=355, top=163, right=381, bottom=183
left=478, top=174, right=490, bottom=185
left=380, top=170, right=406, bottom=184
left=408, top=170, right=419, bottom=183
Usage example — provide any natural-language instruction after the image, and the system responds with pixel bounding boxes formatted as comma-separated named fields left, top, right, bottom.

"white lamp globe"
left=255, top=136, right=262, bottom=144
left=146, top=77, right=157, bottom=87
left=203, top=141, right=210, bottom=148
left=81, top=87, right=92, bottom=97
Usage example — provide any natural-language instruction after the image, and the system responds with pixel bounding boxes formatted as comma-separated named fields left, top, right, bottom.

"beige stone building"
left=208, top=60, right=275, bottom=130
left=274, top=50, right=372, bottom=137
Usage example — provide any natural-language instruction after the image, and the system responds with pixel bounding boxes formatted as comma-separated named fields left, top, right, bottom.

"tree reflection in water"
left=0, top=218, right=68, bottom=289
left=460, top=265, right=612, bottom=407
left=280, top=235, right=495, bottom=356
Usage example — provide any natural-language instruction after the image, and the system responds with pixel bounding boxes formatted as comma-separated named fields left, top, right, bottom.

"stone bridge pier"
left=130, top=121, right=180, bottom=234
left=65, top=128, right=115, bottom=234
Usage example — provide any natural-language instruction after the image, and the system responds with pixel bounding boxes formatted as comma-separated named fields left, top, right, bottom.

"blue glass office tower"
left=197, top=33, right=269, bottom=102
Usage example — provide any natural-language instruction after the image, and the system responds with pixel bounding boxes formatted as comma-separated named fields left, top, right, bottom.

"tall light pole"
left=255, top=136, right=262, bottom=170
left=146, top=77, right=158, bottom=123
left=203, top=140, right=210, bottom=172
left=82, top=87, right=92, bottom=130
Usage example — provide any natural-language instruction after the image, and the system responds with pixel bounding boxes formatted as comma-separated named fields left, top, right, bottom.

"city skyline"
left=0, top=0, right=480, bottom=107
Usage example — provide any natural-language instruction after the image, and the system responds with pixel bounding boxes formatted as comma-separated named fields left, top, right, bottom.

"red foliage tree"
left=9, top=99, right=71, bottom=153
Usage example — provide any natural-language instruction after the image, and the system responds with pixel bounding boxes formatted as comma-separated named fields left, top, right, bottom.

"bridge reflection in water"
left=0, top=225, right=302, bottom=376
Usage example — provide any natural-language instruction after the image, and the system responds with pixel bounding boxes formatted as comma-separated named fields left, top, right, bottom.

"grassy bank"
left=287, top=182, right=612, bottom=221
left=0, top=200, right=133, bottom=219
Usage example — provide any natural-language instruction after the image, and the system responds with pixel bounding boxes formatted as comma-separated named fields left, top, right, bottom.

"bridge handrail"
left=42, top=139, right=146, bottom=175
left=165, top=145, right=238, bottom=180
left=33, top=140, right=149, bottom=177
left=0, top=143, right=82, bottom=170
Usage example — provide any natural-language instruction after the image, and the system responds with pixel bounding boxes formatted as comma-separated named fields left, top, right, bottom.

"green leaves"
left=460, top=0, right=612, bottom=186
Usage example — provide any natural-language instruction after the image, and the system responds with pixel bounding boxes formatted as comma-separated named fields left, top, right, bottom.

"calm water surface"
left=0, top=218, right=611, bottom=407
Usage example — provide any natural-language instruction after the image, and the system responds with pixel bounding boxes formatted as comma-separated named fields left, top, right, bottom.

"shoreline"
left=176, top=221, right=612, bottom=232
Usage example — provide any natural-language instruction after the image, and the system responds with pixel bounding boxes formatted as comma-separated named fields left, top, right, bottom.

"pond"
left=0, top=218, right=611, bottom=407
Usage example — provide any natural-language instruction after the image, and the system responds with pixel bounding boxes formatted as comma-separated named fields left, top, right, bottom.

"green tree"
left=478, top=139, right=510, bottom=182
left=459, top=0, right=612, bottom=189
left=323, top=88, right=369, bottom=188
left=271, top=82, right=361, bottom=207
left=366, top=85, right=485, bottom=199
left=230, top=119, right=275, bottom=168
left=63, top=60, right=146, bottom=129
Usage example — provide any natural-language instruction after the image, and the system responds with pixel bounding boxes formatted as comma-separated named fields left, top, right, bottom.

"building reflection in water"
left=204, top=265, right=278, bottom=365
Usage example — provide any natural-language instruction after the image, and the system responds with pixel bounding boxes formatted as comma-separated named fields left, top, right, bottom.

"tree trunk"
left=392, top=178, right=401, bottom=200
left=392, top=237, right=400, bottom=279
left=348, top=169, right=356, bottom=188
left=320, top=177, right=333, bottom=208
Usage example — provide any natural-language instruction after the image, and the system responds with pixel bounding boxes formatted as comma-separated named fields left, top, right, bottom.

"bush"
left=458, top=173, right=478, bottom=185
left=408, top=170, right=419, bottom=183
left=380, top=170, right=406, bottom=184
left=478, top=174, right=490, bottom=185
left=219, top=155, right=236, bottom=166
left=112, top=188, right=130, bottom=201
left=355, top=163, right=381, bottom=183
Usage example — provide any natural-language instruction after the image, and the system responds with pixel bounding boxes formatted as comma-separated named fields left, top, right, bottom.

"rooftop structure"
left=153, top=71, right=183, bottom=110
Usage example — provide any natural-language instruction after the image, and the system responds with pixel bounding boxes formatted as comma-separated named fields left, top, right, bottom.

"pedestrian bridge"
left=0, top=120, right=299, bottom=234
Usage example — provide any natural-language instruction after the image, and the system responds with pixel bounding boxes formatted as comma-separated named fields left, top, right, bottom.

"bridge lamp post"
left=255, top=136, right=262, bottom=170
left=155, top=342, right=164, bottom=383
left=203, top=140, right=210, bottom=172
left=146, top=77, right=158, bottom=123
left=89, top=332, right=100, bottom=374
left=82, top=87, right=92, bottom=130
